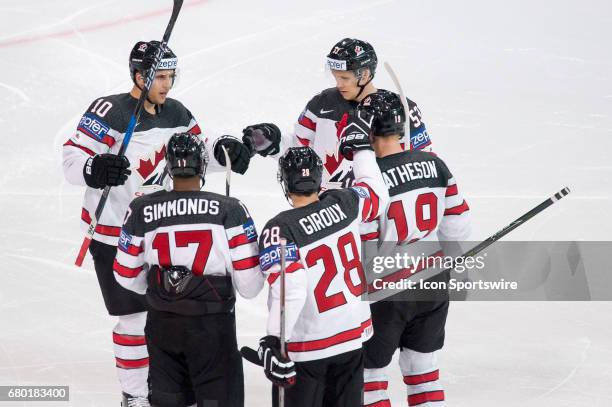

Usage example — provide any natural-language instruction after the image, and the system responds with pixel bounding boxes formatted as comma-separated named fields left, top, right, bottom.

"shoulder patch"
left=118, top=229, right=133, bottom=252
left=350, top=185, right=370, bottom=199
left=259, top=242, right=299, bottom=272
left=78, top=113, right=110, bottom=141
left=243, top=218, right=258, bottom=241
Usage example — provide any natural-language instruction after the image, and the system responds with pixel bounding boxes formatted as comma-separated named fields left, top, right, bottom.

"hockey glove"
left=337, top=110, right=374, bottom=161
left=242, top=123, right=281, bottom=157
left=213, top=135, right=251, bottom=174
left=240, top=336, right=296, bottom=388
left=83, top=153, right=131, bottom=189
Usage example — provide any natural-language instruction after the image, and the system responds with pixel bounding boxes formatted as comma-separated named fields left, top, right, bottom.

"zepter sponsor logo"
left=78, top=113, right=110, bottom=140
left=326, top=57, right=347, bottom=71
left=157, top=57, right=178, bottom=70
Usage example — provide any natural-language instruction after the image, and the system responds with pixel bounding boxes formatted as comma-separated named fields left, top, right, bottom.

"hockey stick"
left=453, top=187, right=572, bottom=264
left=383, top=62, right=412, bottom=147
left=221, top=145, right=231, bottom=196
left=75, top=0, right=184, bottom=266
left=278, top=237, right=287, bottom=407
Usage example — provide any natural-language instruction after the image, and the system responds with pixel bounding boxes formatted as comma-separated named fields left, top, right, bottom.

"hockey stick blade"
left=221, top=145, right=231, bottom=197
left=453, top=187, right=571, bottom=267
left=74, top=0, right=184, bottom=267
left=240, top=346, right=263, bottom=367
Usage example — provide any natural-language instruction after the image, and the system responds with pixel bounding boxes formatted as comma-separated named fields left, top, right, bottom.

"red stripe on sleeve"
left=113, top=259, right=143, bottom=278
left=228, top=233, right=254, bottom=249
left=266, top=261, right=303, bottom=285
left=119, top=243, right=142, bottom=256
left=403, top=369, right=439, bottom=385
left=354, top=182, right=380, bottom=221
left=296, top=136, right=310, bottom=146
left=444, top=200, right=469, bottom=216
left=407, top=390, right=445, bottom=406
left=188, top=124, right=202, bottom=135
left=113, top=333, right=146, bottom=346
left=115, top=357, right=149, bottom=369
left=64, top=140, right=95, bottom=156
left=364, top=381, right=389, bottom=392
left=287, top=319, right=371, bottom=352
left=360, top=231, right=380, bottom=241
left=233, top=256, right=259, bottom=270
left=445, top=184, right=458, bottom=197
left=298, top=115, right=316, bottom=131
left=364, top=401, right=391, bottom=407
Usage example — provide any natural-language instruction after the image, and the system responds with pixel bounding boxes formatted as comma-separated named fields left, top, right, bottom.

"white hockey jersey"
left=63, top=93, right=226, bottom=246
left=114, top=190, right=265, bottom=300
left=258, top=151, right=389, bottom=362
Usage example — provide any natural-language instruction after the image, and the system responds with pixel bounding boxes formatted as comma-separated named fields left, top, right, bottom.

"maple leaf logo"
left=137, top=145, right=166, bottom=180
left=324, top=152, right=343, bottom=176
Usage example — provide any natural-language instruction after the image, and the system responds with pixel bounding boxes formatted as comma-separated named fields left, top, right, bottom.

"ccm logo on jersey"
left=327, top=57, right=347, bottom=71
left=158, top=57, right=178, bottom=70
left=259, top=243, right=299, bottom=272
left=350, top=186, right=370, bottom=199
left=119, top=230, right=133, bottom=252
left=243, top=218, right=258, bottom=241
left=78, top=113, right=110, bottom=140
left=411, top=128, right=430, bottom=150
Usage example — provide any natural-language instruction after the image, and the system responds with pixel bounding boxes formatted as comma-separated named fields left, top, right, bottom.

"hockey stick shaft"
left=279, top=237, right=287, bottom=407
left=453, top=187, right=571, bottom=266
left=75, top=0, right=184, bottom=266
left=383, top=62, right=412, bottom=147
left=221, top=145, right=231, bottom=197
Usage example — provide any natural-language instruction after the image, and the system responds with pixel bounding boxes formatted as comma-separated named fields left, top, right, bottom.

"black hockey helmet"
left=326, top=38, right=378, bottom=77
left=278, top=147, right=323, bottom=199
left=165, top=132, right=208, bottom=179
left=358, top=90, right=406, bottom=138
left=129, top=40, right=177, bottom=83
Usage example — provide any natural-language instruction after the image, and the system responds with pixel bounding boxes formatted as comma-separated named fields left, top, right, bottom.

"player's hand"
left=337, top=110, right=374, bottom=161
left=213, top=135, right=251, bottom=174
left=240, top=336, right=296, bottom=388
left=242, top=123, right=281, bottom=157
left=83, top=153, right=131, bottom=189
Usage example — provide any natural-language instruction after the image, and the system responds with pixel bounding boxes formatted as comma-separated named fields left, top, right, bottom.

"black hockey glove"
left=213, top=135, right=251, bottom=174
left=240, top=336, right=296, bottom=388
left=242, top=123, right=281, bottom=157
left=337, top=110, right=374, bottom=161
left=83, top=153, right=131, bottom=189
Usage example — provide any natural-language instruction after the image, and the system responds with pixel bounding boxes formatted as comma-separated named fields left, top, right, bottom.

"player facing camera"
left=326, top=37, right=378, bottom=101
left=129, top=40, right=179, bottom=106
left=277, top=147, right=323, bottom=207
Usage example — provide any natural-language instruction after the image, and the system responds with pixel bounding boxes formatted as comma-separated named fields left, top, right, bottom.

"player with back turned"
left=113, top=132, right=265, bottom=407
left=242, top=116, right=389, bottom=406
left=242, top=38, right=433, bottom=190
left=62, top=41, right=252, bottom=406
left=357, top=90, right=471, bottom=407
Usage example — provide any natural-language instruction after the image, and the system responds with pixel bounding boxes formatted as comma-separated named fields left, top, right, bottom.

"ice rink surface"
left=1, top=0, right=611, bottom=405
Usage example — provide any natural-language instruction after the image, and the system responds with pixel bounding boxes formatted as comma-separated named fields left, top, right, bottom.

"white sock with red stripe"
left=363, top=367, right=391, bottom=407
left=113, top=312, right=148, bottom=397
left=399, top=349, right=445, bottom=406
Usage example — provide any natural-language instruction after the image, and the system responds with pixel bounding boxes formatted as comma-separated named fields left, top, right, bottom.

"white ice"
left=0, top=0, right=611, bottom=406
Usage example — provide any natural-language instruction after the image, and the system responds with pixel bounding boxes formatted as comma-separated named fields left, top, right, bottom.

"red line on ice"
left=0, top=0, right=206, bottom=48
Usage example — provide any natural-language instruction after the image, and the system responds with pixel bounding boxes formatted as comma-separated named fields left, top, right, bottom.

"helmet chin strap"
left=354, top=69, right=374, bottom=100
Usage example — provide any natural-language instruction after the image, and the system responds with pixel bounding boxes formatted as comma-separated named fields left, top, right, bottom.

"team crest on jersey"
left=350, top=185, right=370, bottom=199
left=78, top=113, right=109, bottom=141
left=119, top=230, right=133, bottom=252
left=259, top=243, right=299, bottom=272
left=243, top=218, right=257, bottom=241
left=137, top=145, right=166, bottom=181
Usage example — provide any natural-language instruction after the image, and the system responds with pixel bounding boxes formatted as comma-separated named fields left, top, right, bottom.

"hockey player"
left=242, top=38, right=433, bottom=190
left=114, top=132, right=265, bottom=407
left=244, top=122, right=389, bottom=406
left=62, top=40, right=252, bottom=406
left=357, top=90, right=471, bottom=407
